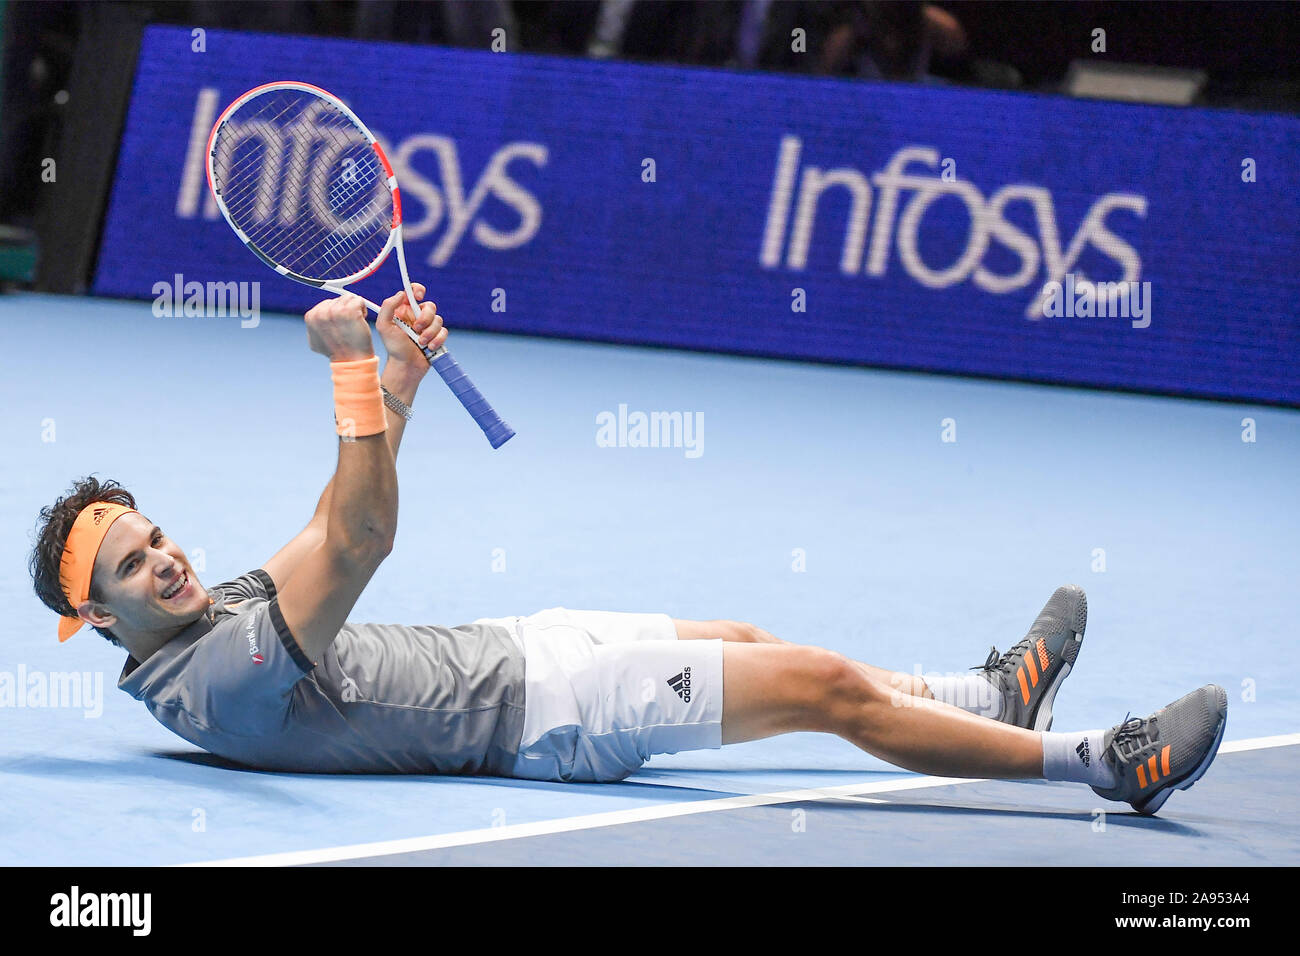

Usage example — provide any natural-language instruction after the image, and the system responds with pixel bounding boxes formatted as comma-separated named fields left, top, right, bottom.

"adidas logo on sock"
left=1076, top=738, right=1091, bottom=768
left=667, top=667, right=692, bottom=702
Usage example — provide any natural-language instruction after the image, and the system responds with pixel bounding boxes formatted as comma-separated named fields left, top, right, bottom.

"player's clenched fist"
left=376, top=283, right=448, bottom=373
left=305, top=294, right=375, bottom=361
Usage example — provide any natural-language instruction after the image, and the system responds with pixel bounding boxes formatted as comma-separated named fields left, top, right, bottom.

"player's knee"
left=733, top=621, right=775, bottom=643
left=796, top=648, right=866, bottom=725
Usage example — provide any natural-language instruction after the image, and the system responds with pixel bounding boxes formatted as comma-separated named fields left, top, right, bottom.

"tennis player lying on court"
left=30, top=288, right=1228, bottom=816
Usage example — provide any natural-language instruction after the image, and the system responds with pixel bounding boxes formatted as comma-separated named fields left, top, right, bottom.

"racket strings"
left=221, top=117, right=388, bottom=275
left=222, top=134, right=386, bottom=277
left=217, top=100, right=388, bottom=270
left=322, top=160, right=382, bottom=263
left=211, top=90, right=393, bottom=281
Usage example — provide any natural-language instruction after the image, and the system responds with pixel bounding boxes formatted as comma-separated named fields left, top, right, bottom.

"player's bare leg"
left=719, top=642, right=1043, bottom=778
left=672, top=618, right=934, bottom=700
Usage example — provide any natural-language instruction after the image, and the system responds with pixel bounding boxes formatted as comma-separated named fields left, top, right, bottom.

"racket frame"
left=206, top=80, right=515, bottom=447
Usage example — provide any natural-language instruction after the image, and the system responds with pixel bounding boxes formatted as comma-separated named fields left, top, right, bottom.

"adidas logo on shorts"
left=667, top=667, right=692, bottom=702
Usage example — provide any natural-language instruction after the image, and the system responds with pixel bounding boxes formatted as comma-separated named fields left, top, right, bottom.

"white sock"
left=923, top=674, right=1003, bottom=721
left=1042, top=730, right=1115, bottom=788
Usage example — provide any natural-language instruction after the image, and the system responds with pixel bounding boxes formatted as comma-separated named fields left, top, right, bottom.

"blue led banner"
left=95, top=26, right=1300, bottom=403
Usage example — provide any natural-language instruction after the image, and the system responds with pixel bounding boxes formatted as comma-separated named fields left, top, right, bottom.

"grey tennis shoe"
left=975, top=585, right=1087, bottom=731
left=1091, top=684, right=1229, bottom=816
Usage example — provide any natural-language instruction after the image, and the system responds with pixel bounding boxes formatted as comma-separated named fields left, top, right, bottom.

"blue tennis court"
left=4, top=293, right=1296, bottom=867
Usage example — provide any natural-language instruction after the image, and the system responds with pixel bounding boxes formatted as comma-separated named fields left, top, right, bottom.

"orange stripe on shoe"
left=1025, top=651, right=1039, bottom=686
left=1137, top=764, right=1148, bottom=788
left=1161, top=745, right=1171, bottom=777
left=1037, top=638, right=1049, bottom=671
left=1148, top=754, right=1159, bottom=783
left=1017, top=668, right=1030, bottom=705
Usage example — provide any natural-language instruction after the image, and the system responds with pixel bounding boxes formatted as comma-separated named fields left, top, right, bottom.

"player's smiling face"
left=92, top=512, right=209, bottom=633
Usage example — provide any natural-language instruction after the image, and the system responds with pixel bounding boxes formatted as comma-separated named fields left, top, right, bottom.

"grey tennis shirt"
left=117, top=569, right=526, bottom=775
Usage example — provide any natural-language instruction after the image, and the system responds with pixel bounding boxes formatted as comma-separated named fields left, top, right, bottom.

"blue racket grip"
left=430, top=351, right=515, bottom=448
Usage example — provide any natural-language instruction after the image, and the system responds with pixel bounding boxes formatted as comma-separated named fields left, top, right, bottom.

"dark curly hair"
left=30, top=476, right=138, bottom=647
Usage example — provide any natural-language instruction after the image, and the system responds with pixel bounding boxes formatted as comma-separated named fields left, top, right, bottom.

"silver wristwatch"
left=380, top=385, right=413, bottom=422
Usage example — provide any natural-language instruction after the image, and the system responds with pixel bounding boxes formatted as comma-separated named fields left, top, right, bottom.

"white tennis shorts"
left=472, top=607, right=724, bottom=782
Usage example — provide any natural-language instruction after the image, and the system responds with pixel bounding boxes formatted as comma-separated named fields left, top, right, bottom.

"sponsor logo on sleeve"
left=245, top=619, right=263, bottom=664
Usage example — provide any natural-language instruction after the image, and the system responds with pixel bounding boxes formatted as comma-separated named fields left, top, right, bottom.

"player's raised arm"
left=260, top=287, right=438, bottom=590
left=276, top=294, right=397, bottom=665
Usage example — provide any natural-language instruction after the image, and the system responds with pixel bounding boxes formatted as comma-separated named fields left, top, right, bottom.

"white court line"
left=181, top=775, right=985, bottom=867
left=1219, top=732, right=1300, bottom=753
left=180, top=732, right=1299, bottom=867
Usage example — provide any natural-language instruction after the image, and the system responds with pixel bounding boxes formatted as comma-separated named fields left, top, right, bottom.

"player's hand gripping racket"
left=206, top=81, right=514, bottom=448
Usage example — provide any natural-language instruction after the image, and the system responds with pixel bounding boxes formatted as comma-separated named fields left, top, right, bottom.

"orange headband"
left=57, top=502, right=138, bottom=643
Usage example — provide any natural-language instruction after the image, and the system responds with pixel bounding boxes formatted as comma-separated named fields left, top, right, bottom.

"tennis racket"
left=206, top=81, right=514, bottom=449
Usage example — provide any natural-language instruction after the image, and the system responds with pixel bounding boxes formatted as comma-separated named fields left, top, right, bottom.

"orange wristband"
left=331, top=356, right=386, bottom=439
